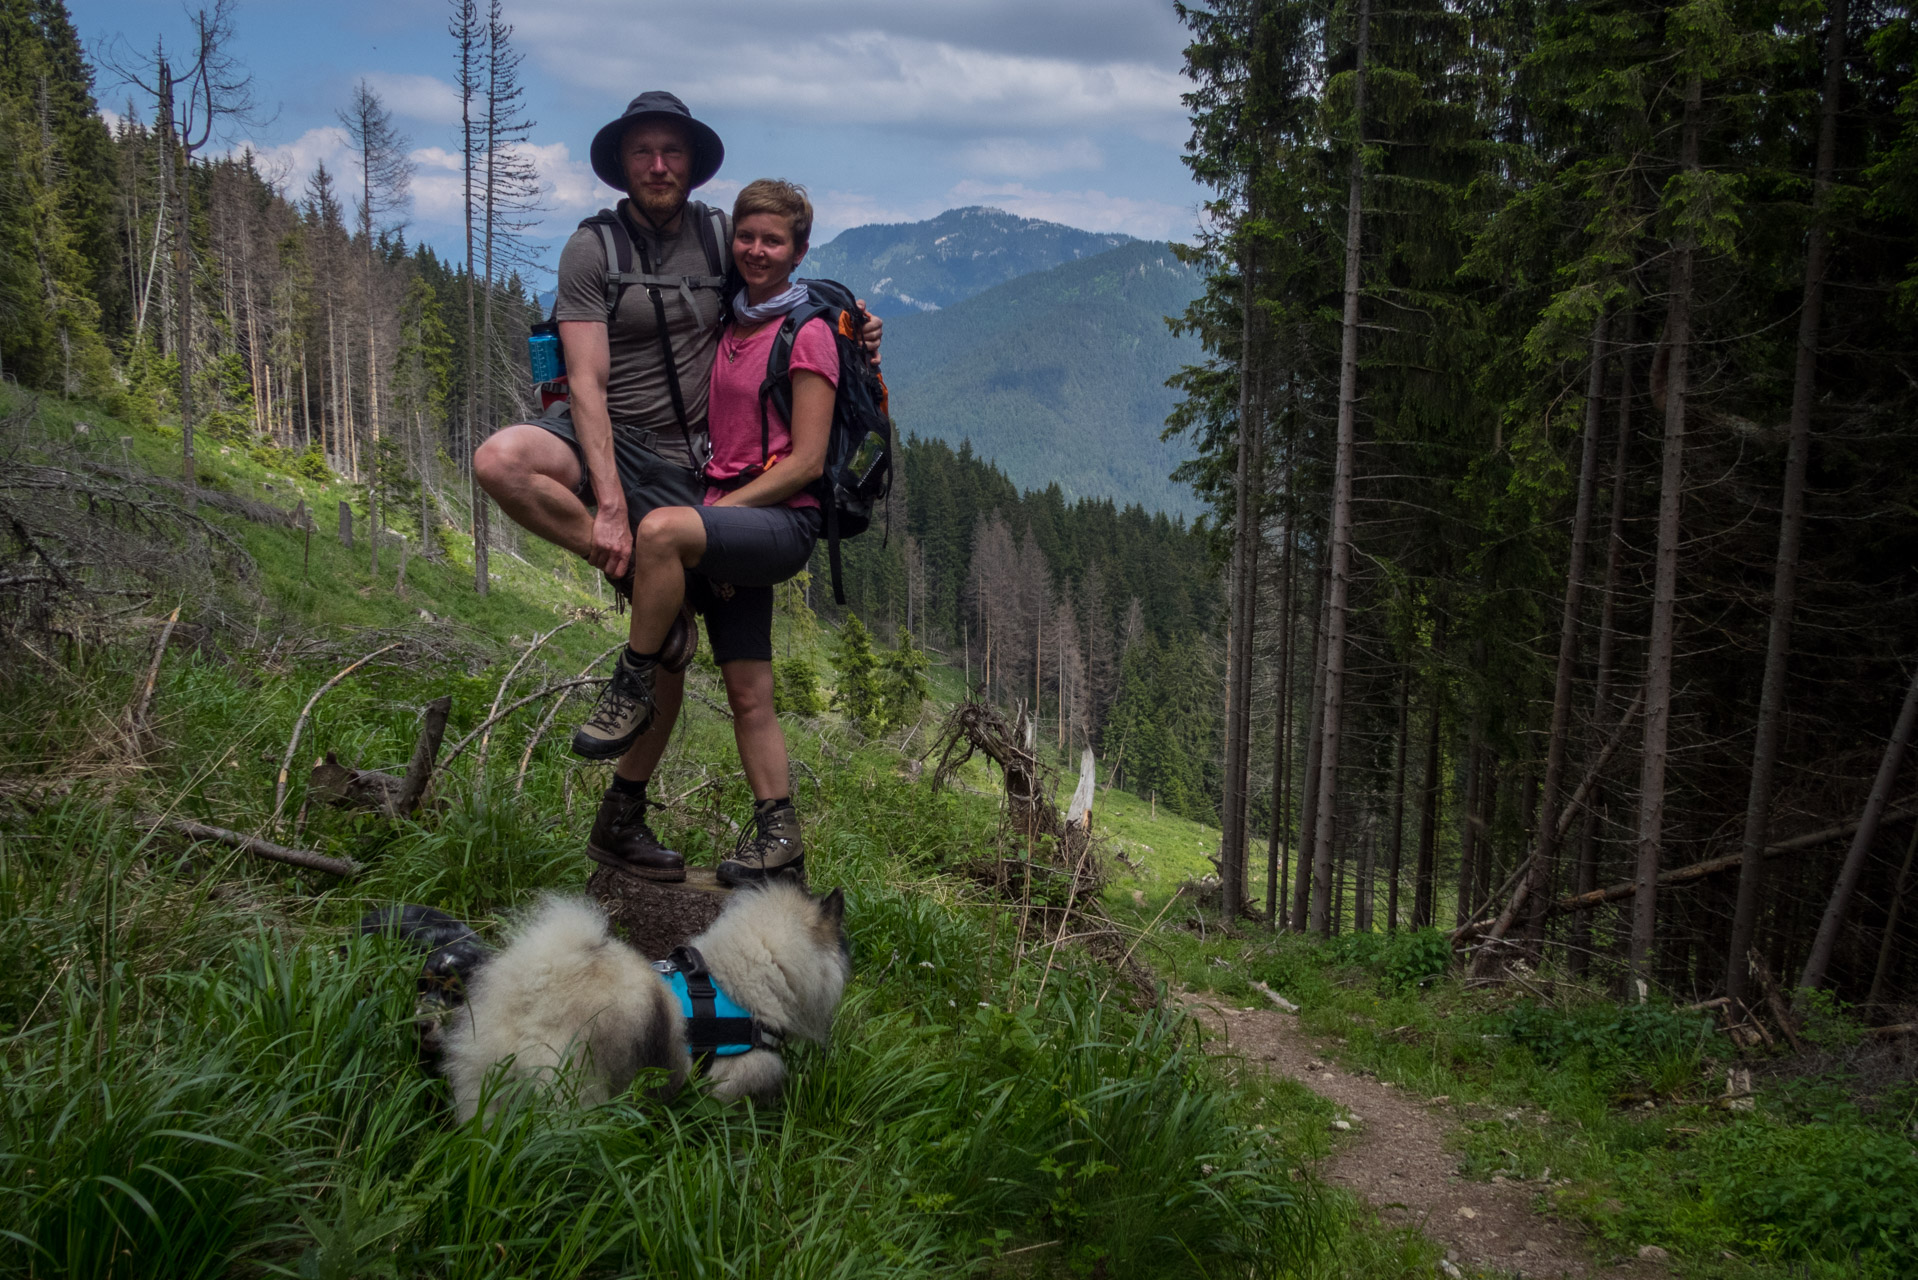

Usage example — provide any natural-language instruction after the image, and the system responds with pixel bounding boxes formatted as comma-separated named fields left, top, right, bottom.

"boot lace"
left=584, top=662, right=649, bottom=736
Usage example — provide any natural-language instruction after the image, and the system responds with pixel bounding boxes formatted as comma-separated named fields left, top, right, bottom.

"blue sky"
left=76, top=0, right=1205, bottom=282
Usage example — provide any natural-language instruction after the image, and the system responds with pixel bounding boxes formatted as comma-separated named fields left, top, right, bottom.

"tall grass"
left=1, top=617, right=1331, bottom=1278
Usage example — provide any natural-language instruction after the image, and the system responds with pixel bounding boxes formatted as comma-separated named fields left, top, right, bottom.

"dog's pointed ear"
left=819, top=887, right=845, bottom=924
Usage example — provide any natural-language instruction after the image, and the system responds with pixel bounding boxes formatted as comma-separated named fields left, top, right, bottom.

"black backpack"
left=756, top=278, right=894, bottom=606
left=531, top=202, right=733, bottom=426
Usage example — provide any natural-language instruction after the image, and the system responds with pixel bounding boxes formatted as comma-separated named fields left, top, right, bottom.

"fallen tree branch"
left=391, top=695, right=452, bottom=817
left=1546, top=794, right=1918, bottom=915
left=688, top=687, right=735, bottom=720
left=1250, top=980, right=1301, bottom=1013
left=1465, top=689, right=1643, bottom=967
left=123, top=604, right=181, bottom=756
left=516, top=643, right=623, bottom=794
left=441, top=676, right=605, bottom=772
left=479, top=621, right=576, bottom=772
left=1748, top=950, right=1808, bottom=1054
left=139, top=813, right=362, bottom=877
left=271, top=643, right=403, bottom=830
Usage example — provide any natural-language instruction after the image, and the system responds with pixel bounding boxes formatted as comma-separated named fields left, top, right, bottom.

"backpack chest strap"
left=604, top=270, right=728, bottom=319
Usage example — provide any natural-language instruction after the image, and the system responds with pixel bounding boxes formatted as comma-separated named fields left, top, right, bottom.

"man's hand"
left=588, top=502, right=632, bottom=581
left=856, top=300, right=883, bottom=364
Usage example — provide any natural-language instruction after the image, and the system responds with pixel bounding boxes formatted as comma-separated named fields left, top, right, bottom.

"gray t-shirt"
left=552, top=201, right=729, bottom=468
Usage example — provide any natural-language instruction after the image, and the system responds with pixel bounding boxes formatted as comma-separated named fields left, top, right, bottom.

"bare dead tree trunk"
left=1727, top=0, right=1848, bottom=1006
left=1631, top=75, right=1702, bottom=983
left=453, top=0, right=488, bottom=596
left=1414, top=670, right=1443, bottom=928
left=1387, top=665, right=1410, bottom=931
left=1266, top=505, right=1297, bottom=926
left=163, top=67, right=196, bottom=493
left=1573, top=313, right=1635, bottom=974
left=1798, top=665, right=1918, bottom=1001
left=1309, top=0, right=1370, bottom=936
left=1457, top=732, right=1484, bottom=928
left=1293, top=559, right=1329, bottom=931
left=1505, top=315, right=1609, bottom=964
left=1221, top=225, right=1264, bottom=920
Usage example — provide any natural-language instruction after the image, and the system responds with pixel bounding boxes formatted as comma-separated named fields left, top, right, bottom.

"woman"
left=577, top=178, right=834, bottom=887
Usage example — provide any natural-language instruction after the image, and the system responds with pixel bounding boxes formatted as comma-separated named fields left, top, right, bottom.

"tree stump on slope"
left=586, top=865, right=732, bottom=960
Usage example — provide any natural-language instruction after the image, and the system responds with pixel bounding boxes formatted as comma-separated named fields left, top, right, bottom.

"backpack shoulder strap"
left=757, top=302, right=839, bottom=463
left=690, top=201, right=730, bottom=277
left=581, top=210, right=631, bottom=323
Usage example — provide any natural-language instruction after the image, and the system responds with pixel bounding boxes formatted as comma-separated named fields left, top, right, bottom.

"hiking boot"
left=717, top=799, right=806, bottom=887
left=585, top=788, right=685, bottom=881
left=571, top=649, right=658, bottom=760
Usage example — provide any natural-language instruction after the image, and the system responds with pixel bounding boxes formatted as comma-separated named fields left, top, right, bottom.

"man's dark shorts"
left=529, top=405, right=817, bottom=664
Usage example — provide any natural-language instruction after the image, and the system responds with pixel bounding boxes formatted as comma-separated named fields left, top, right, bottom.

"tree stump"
left=586, top=865, right=733, bottom=959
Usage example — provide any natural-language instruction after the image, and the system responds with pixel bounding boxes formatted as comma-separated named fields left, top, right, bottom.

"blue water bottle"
left=528, top=321, right=566, bottom=383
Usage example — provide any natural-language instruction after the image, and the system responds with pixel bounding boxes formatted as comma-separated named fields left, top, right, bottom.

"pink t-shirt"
left=704, top=315, right=838, bottom=509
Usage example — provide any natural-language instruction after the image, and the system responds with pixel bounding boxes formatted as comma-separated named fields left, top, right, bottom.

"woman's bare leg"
left=628, top=507, right=707, bottom=652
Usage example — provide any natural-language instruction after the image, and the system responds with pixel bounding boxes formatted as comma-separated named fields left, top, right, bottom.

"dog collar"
left=652, top=945, right=781, bottom=1058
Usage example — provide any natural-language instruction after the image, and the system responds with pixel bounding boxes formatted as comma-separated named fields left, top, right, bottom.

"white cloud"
left=363, top=72, right=464, bottom=126
left=235, top=126, right=356, bottom=196
left=519, top=8, right=1186, bottom=138
left=945, top=180, right=1192, bottom=240
left=809, top=190, right=947, bottom=242
left=955, top=136, right=1103, bottom=178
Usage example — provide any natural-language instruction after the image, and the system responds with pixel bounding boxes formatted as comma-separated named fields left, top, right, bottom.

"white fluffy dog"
left=441, top=882, right=849, bottom=1121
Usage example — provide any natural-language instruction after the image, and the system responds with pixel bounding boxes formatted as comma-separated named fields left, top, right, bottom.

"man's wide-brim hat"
left=590, top=91, right=724, bottom=192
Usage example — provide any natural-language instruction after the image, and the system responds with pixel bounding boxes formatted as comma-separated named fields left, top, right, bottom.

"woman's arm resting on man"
left=558, top=320, right=632, bottom=578
left=713, top=369, right=831, bottom=509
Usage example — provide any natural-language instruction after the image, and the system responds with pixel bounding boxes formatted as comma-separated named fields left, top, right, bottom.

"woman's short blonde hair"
left=732, top=179, right=814, bottom=250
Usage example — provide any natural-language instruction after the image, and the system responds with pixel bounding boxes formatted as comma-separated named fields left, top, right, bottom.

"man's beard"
left=632, top=183, right=688, bottom=229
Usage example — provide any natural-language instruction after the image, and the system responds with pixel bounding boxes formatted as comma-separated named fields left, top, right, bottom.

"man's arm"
left=559, top=320, right=633, bottom=579
left=856, top=301, right=882, bottom=363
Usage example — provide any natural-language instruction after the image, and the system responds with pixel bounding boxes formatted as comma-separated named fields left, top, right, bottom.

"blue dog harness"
left=652, top=945, right=780, bottom=1060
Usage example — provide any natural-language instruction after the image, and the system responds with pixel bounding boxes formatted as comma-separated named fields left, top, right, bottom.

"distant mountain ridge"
left=803, top=207, right=1134, bottom=318
left=880, top=239, right=1205, bottom=517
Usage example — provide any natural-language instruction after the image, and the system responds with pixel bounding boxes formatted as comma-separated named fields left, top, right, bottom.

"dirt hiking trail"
left=1184, top=996, right=1667, bottom=1279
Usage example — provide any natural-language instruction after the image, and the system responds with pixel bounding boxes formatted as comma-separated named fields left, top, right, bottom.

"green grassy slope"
left=0, top=390, right=1361, bottom=1280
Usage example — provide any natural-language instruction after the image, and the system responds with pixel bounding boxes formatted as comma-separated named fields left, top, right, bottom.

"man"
left=473, top=92, right=877, bottom=885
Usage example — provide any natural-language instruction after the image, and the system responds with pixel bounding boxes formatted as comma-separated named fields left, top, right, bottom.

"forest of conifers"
left=1171, top=0, right=1918, bottom=1014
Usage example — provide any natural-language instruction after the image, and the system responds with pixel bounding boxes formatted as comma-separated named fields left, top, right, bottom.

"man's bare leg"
left=613, top=669, right=683, bottom=784
left=476, top=423, right=691, bottom=777
left=473, top=424, right=595, bottom=559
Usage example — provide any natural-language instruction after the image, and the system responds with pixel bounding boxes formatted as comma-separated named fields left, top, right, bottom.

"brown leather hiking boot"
left=585, top=788, right=685, bottom=881
left=716, top=799, right=805, bottom=887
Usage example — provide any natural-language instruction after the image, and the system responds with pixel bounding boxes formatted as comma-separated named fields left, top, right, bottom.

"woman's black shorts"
left=529, top=406, right=819, bottom=664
